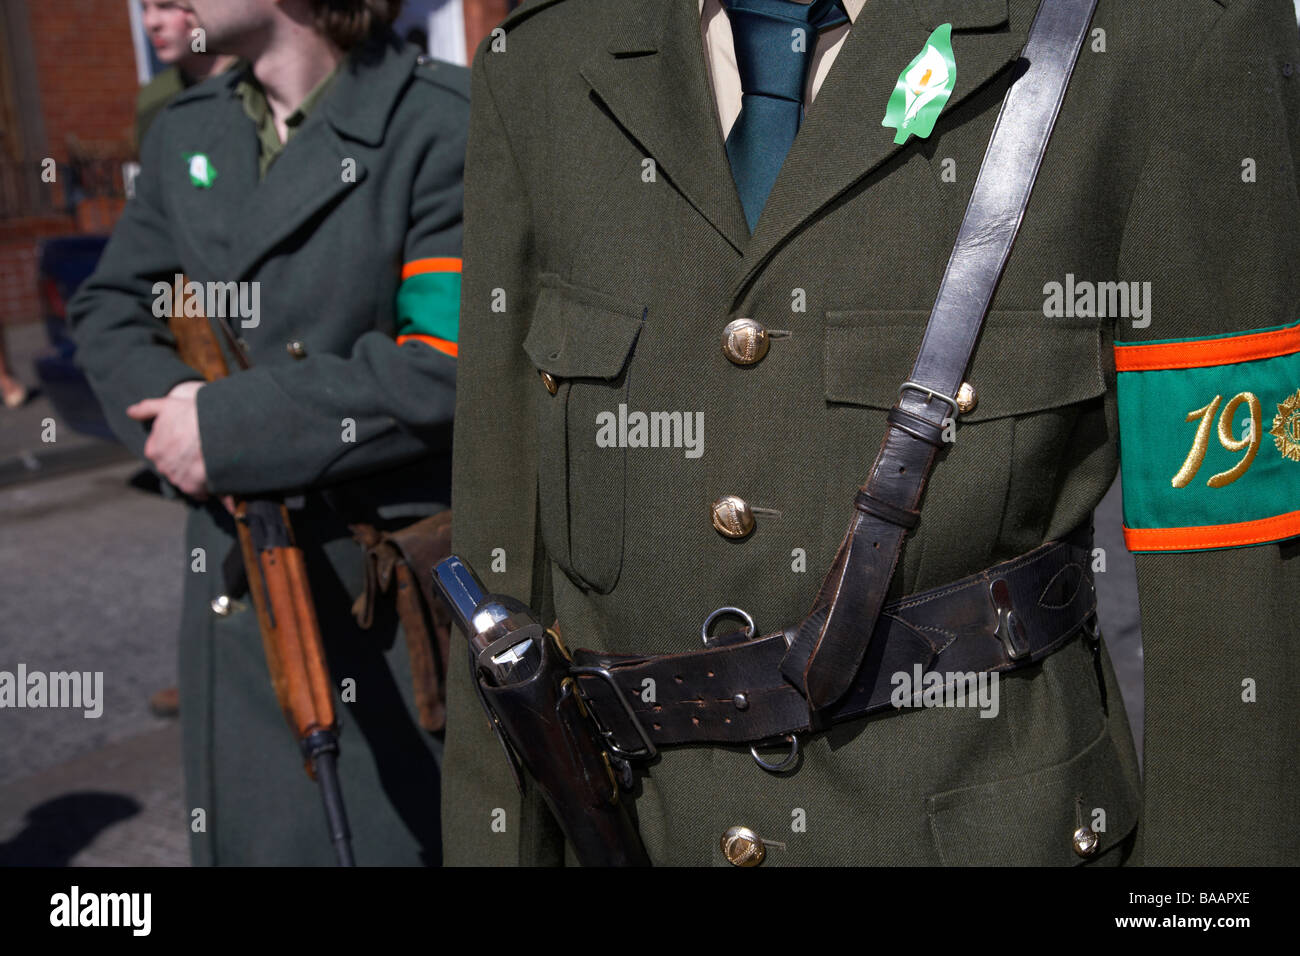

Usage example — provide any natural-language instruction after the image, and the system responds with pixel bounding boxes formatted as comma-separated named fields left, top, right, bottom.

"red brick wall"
left=0, top=216, right=75, bottom=327
left=27, top=0, right=138, bottom=164
left=1, top=1, right=136, bottom=325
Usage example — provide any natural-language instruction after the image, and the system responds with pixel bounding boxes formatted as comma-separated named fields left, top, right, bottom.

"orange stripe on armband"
left=401, top=257, right=463, bottom=280
left=1122, top=510, right=1300, bottom=552
left=396, top=333, right=458, bottom=357
left=1114, top=323, right=1300, bottom=372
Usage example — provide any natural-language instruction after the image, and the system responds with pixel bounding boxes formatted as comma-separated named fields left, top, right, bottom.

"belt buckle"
left=989, top=577, right=1031, bottom=661
left=569, top=665, right=659, bottom=761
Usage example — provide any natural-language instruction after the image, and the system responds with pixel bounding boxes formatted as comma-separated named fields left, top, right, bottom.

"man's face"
left=140, top=0, right=198, bottom=65
left=185, top=0, right=276, bottom=55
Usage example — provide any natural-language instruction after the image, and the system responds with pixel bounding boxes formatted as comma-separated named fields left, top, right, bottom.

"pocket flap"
left=523, top=280, right=645, bottom=380
left=926, top=722, right=1140, bottom=865
left=825, top=310, right=1105, bottom=421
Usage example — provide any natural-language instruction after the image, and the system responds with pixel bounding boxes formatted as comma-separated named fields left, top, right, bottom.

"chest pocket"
left=523, top=278, right=645, bottom=593
left=823, top=309, right=1107, bottom=583
left=824, top=309, right=1106, bottom=419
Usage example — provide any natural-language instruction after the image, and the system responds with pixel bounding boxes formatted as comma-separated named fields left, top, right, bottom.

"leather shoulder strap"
left=783, top=0, right=1100, bottom=711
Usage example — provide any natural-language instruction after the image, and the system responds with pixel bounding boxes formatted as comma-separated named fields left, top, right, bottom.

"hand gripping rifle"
left=167, top=277, right=354, bottom=867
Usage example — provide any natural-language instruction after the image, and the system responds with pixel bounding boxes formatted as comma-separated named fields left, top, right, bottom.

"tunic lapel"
left=581, top=0, right=751, bottom=254
left=729, top=0, right=1026, bottom=303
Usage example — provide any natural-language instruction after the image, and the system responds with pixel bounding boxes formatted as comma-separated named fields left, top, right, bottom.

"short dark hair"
left=310, top=0, right=403, bottom=51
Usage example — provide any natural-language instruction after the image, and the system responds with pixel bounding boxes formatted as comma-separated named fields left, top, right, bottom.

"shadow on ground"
left=0, top=793, right=140, bottom=866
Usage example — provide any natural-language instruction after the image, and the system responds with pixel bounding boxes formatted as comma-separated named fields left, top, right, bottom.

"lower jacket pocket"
left=926, top=719, right=1140, bottom=866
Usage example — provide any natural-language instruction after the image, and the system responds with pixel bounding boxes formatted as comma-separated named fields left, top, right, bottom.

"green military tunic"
left=71, top=32, right=470, bottom=865
left=443, top=0, right=1299, bottom=865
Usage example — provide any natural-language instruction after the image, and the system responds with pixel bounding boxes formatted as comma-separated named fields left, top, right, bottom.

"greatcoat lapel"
left=225, top=118, right=362, bottom=280
left=224, top=40, right=415, bottom=279
left=164, top=75, right=256, bottom=280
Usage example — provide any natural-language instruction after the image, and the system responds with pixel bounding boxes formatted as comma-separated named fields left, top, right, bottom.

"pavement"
left=0, top=459, right=190, bottom=867
left=0, top=726, right=187, bottom=867
left=0, top=320, right=131, bottom=488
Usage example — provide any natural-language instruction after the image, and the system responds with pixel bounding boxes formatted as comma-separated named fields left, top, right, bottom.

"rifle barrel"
left=311, top=743, right=355, bottom=867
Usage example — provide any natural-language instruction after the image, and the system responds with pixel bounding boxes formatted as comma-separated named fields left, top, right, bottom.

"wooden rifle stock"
left=167, top=277, right=354, bottom=866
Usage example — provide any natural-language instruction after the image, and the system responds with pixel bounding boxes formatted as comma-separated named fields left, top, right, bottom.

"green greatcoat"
left=443, top=0, right=1300, bottom=866
left=70, top=33, right=469, bottom=865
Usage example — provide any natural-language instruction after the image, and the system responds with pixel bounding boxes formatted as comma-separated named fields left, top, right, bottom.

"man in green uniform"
left=71, top=0, right=469, bottom=865
left=444, top=0, right=1299, bottom=865
left=136, top=0, right=237, bottom=149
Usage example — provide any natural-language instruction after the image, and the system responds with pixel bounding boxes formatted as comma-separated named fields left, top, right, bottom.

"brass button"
left=711, top=495, right=755, bottom=539
left=721, top=317, right=769, bottom=366
left=286, top=340, right=307, bottom=359
left=955, top=381, right=977, bottom=414
left=1072, top=825, right=1099, bottom=858
left=540, top=371, right=559, bottom=395
left=720, top=826, right=765, bottom=867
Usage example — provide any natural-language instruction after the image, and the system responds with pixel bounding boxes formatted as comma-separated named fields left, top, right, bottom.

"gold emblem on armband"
left=1271, top=388, right=1300, bottom=463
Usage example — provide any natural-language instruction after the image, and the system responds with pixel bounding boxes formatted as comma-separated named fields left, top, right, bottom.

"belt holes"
left=723, top=717, right=731, bottom=724
left=898, top=466, right=906, bottom=474
left=706, top=670, right=714, bottom=678
left=873, top=541, right=880, bottom=549
left=653, top=722, right=661, bottom=730
left=674, top=675, right=683, bottom=684
left=691, top=716, right=700, bottom=726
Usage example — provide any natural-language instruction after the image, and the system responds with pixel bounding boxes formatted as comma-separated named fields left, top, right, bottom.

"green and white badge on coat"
left=882, top=23, right=957, bottom=144
left=185, top=152, right=217, bottom=188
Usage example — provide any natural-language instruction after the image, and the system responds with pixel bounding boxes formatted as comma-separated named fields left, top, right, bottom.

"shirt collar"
left=235, top=60, right=341, bottom=137
left=700, top=0, right=865, bottom=23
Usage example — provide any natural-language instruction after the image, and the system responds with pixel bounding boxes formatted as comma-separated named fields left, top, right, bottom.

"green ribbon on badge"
left=185, top=153, right=217, bottom=188
left=882, top=23, right=957, bottom=144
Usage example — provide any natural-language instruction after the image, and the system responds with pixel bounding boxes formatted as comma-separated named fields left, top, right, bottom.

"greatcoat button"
left=211, top=595, right=233, bottom=617
left=720, top=826, right=766, bottom=867
left=1072, top=825, right=1099, bottom=858
left=711, top=495, right=755, bottom=539
left=721, top=317, right=769, bottom=366
left=955, top=381, right=977, bottom=414
left=286, top=340, right=307, bottom=359
left=540, top=371, right=559, bottom=395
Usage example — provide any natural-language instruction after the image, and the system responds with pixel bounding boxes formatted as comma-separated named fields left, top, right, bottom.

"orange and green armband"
left=395, top=257, right=461, bottom=356
left=1115, top=319, right=1300, bottom=552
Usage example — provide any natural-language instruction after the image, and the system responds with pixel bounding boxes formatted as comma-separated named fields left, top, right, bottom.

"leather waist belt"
left=569, top=525, right=1097, bottom=758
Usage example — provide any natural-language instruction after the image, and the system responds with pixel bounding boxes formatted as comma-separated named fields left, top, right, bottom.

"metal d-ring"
left=750, top=734, right=800, bottom=773
left=700, top=606, right=755, bottom=646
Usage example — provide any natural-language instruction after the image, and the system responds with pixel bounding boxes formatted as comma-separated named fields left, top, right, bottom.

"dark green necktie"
left=721, top=0, right=850, bottom=232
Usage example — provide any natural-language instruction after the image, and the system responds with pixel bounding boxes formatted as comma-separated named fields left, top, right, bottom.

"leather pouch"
left=350, top=509, right=453, bottom=732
